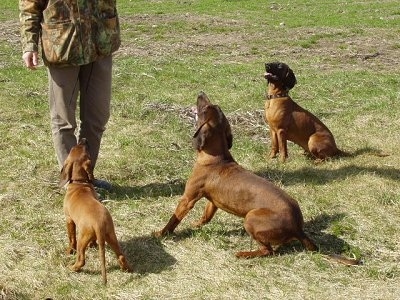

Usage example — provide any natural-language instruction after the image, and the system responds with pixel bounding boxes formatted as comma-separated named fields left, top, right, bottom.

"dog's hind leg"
left=235, top=208, right=281, bottom=258
left=96, top=235, right=107, bottom=285
left=192, top=201, right=218, bottom=228
left=106, top=230, right=132, bottom=272
left=65, top=218, right=77, bottom=254
left=69, top=230, right=93, bottom=272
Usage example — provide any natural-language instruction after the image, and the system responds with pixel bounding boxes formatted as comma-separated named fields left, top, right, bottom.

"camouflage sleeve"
left=19, top=0, right=46, bottom=53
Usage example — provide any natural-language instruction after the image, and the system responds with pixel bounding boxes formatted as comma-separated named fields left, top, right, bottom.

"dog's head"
left=192, top=92, right=233, bottom=152
left=264, top=62, right=297, bottom=91
left=59, top=138, right=94, bottom=187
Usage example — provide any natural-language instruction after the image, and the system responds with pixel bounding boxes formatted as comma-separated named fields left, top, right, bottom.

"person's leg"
left=48, top=66, right=80, bottom=169
left=78, top=56, right=112, bottom=169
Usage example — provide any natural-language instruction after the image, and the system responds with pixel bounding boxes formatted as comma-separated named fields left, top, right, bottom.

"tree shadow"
left=120, top=235, right=177, bottom=275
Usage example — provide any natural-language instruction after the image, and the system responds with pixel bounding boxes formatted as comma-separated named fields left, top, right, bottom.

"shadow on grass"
left=120, top=235, right=177, bottom=275
left=163, top=213, right=356, bottom=257
left=109, top=179, right=185, bottom=201
left=256, top=163, right=399, bottom=186
left=280, top=212, right=356, bottom=255
left=0, top=285, right=30, bottom=300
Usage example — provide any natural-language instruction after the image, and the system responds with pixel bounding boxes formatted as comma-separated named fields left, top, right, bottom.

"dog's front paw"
left=191, top=220, right=205, bottom=228
left=152, top=230, right=164, bottom=238
left=269, top=151, right=278, bottom=159
left=68, top=264, right=81, bottom=272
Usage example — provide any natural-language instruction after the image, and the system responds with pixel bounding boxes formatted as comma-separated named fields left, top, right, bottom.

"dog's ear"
left=226, top=126, right=233, bottom=149
left=216, top=106, right=233, bottom=149
left=192, top=127, right=208, bottom=151
left=59, top=160, right=72, bottom=188
left=83, top=159, right=95, bottom=182
left=284, top=67, right=297, bottom=90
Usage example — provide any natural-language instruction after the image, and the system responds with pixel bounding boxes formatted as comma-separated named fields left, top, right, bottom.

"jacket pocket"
left=41, top=21, right=83, bottom=65
left=96, top=15, right=121, bottom=56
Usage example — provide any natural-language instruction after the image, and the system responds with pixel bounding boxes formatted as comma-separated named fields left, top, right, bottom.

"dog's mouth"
left=192, top=106, right=198, bottom=122
left=264, top=72, right=279, bottom=81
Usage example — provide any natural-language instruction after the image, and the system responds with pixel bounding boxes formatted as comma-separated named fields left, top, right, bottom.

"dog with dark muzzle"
left=264, top=62, right=345, bottom=162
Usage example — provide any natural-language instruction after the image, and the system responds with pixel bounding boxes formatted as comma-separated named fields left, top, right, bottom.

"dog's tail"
left=324, top=253, right=361, bottom=266
left=336, top=149, right=352, bottom=158
left=97, top=235, right=107, bottom=285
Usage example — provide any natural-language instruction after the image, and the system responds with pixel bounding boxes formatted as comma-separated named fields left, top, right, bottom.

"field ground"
left=0, top=1, right=399, bottom=299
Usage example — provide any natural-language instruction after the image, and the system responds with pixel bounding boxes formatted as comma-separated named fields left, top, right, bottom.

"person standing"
left=19, top=0, right=121, bottom=190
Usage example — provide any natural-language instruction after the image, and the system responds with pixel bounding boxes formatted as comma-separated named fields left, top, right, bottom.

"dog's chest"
left=265, top=99, right=293, bottom=125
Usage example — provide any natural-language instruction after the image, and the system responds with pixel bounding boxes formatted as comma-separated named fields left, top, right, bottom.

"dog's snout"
left=78, top=138, right=88, bottom=146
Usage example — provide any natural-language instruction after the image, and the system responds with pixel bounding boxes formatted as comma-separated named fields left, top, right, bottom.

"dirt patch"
left=144, top=101, right=267, bottom=141
left=117, top=13, right=400, bottom=71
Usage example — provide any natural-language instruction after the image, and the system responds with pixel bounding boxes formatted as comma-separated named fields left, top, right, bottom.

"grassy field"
left=1, top=0, right=400, bottom=299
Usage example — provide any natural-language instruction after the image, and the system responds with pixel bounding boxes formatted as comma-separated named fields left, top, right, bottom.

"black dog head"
left=192, top=92, right=233, bottom=151
left=264, top=62, right=297, bottom=91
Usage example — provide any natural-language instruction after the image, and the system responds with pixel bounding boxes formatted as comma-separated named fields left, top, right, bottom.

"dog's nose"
left=78, top=138, right=88, bottom=145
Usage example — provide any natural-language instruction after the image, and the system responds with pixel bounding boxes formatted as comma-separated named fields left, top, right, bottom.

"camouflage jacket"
left=19, top=0, right=120, bottom=67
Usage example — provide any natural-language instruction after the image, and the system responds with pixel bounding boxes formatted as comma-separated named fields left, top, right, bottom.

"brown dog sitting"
left=154, top=92, right=359, bottom=265
left=264, top=62, right=344, bottom=162
left=60, top=138, right=131, bottom=284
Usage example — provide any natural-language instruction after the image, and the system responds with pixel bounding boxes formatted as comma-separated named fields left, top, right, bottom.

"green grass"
left=1, top=0, right=400, bottom=299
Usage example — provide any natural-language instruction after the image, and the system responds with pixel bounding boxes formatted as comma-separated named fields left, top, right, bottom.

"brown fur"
left=155, top=93, right=348, bottom=258
left=60, top=139, right=131, bottom=284
left=154, top=92, right=359, bottom=265
left=264, top=62, right=344, bottom=162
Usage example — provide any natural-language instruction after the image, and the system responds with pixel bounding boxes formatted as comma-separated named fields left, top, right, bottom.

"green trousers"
left=48, top=55, right=112, bottom=170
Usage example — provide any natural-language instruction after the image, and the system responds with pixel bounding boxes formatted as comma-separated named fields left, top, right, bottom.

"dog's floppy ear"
left=226, top=125, right=233, bottom=149
left=83, top=159, right=95, bottom=182
left=192, top=127, right=207, bottom=151
left=284, top=66, right=297, bottom=90
left=59, top=159, right=72, bottom=188
left=216, top=106, right=233, bottom=149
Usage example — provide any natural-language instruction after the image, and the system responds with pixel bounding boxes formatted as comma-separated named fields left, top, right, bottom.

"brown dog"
left=264, top=62, right=344, bottom=162
left=155, top=92, right=358, bottom=265
left=60, top=139, right=131, bottom=284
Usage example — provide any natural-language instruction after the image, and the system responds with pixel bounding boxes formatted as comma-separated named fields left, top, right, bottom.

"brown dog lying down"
left=264, top=62, right=344, bottom=162
left=155, top=92, right=359, bottom=265
left=60, top=139, right=131, bottom=284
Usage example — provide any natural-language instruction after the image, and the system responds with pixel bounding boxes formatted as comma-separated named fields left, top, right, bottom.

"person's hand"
left=22, top=51, right=39, bottom=70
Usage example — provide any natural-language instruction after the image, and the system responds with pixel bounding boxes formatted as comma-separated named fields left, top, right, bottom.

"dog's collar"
left=69, top=179, right=92, bottom=185
left=267, top=93, right=288, bottom=100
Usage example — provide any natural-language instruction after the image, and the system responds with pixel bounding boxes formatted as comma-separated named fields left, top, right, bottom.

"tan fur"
left=60, top=139, right=131, bottom=284
left=264, top=62, right=343, bottom=162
